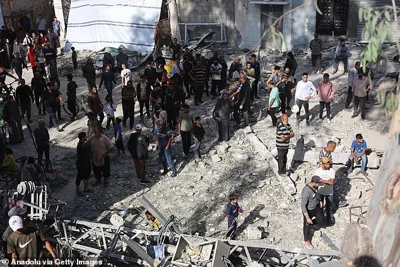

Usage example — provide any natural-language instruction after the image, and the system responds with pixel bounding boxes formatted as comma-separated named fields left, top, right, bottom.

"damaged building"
left=175, top=0, right=400, bottom=51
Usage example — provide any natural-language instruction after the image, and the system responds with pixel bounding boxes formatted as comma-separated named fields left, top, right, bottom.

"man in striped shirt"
left=276, top=114, right=294, bottom=175
left=318, top=141, right=336, bottom=164
left=193, top=59, right=207, bottom=105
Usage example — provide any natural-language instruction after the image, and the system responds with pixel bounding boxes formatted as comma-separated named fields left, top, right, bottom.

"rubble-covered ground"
left=5, top=38, right=395, bottom=252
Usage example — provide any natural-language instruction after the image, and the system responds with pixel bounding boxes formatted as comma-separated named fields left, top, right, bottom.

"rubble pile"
left=13, top=35, right=393, bottom=258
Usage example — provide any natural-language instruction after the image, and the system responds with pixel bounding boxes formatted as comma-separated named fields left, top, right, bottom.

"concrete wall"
left=177, top=0, right=237, bottom=45
left=291, top=0, right=316, bottom=50
left=347, top=0, right=360, bottom=38
left=240, top=3, right=261, bottom=49
left=1, top=0, right=54, bottom=30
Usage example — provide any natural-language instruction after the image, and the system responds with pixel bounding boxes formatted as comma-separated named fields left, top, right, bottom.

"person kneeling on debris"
left=226, top=194, right=243, bottom=240
left=145, top=211, right=161, bottom=231
left=301, top=176, right=325, bottom=249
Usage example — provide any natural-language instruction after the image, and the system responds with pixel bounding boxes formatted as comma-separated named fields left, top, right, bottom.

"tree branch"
left=248, top=0, right=313, bottom=53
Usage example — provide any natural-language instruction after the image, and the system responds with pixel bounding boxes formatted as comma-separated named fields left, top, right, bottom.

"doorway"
left=316, top=0, right=349, bottom=36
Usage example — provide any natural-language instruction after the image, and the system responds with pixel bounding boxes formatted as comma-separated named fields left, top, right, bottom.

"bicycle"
left=141, top=114, right=154, bottom=129
left=62, top=94, right=89, bottom=116
left=0, top=80, right=18, bottom=103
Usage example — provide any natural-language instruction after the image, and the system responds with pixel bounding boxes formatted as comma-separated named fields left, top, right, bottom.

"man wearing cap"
left=178, top=104, right=194, bottom=157
left=127, top=124, right=151, bottom=184
left=301, top=176, right=325, bottom=249
left=7, top=215, right=57, bottom=263
left=315, top=157, right=336, bottom=225
left=2, top=206, right=27, bottom=260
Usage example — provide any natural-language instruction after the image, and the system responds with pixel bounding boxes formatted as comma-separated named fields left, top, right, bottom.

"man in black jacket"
left=234, top=74, right=251, bottom=127
left=144, top=61, right=157, bottom=86
left=15, top=79, right=34, bottom=123
left=127, top=124, right=150, bottom=184
left=11, top=52, right=27, bottom=81
left=136, top=75, right=151, bottom=119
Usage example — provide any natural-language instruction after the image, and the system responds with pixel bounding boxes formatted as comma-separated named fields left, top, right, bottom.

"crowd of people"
left=0, top=28, right=379, bottom=262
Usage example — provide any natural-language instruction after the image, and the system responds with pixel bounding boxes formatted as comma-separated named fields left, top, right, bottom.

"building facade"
left=176, top=0, right=400, bottom=51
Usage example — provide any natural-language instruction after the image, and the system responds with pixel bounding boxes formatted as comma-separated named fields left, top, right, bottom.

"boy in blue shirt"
left=347, top=133, right=368, bottom=176
left=225, top=193, right=243, bottom=240
left=114, top=118, right=125, bottom=154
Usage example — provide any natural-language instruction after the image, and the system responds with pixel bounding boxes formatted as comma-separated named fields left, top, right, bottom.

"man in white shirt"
left=36, top=14, right=47, bottom=34
left=346, top=61, right=360, bottom=109
left=351, top=70, right=370, bottom=120
left=171, top=56, right=189, bottom=97
left=294, top=72, right=316, bottom=126
left=315, top=157, right=336, bottom=225
left=232, top=64, right=243, bottom=80
left=210, top=58, right=222, bottom=97
left=120, top=64, right=131, bottom=88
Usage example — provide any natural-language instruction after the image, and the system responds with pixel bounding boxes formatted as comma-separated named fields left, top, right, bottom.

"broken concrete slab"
left=302, top=134, right=340, bottom=148
left=234, top=153, right=250, bottom=162
left=211, top=155, right=222, bottom=163
left=214, top=145, right=228, bottom=153
left=367, top=152, right=380, bottom=169
left=247, top=131, right=297, bottom=197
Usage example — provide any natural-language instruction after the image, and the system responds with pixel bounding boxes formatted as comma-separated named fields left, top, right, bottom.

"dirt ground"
left=4, top=40, right=394, bottom=251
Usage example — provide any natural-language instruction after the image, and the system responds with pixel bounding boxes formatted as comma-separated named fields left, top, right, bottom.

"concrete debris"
left=198, top=162, right=206, bottom=169
left=349, top=187, right=363, bottom=201
left=302, top=134, right=340, bottom=148
left=233, top=153, right=250, bottom=162
left=211, top=155, right=222, bottom=163
left=246, top=132, right=296, bottom=197
left=214, top=145, right=228, bottom=153
left=11, top=35, right=388, bottom=256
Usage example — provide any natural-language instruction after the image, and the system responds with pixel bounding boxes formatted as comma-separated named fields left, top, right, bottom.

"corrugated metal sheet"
left=357, top=0, right=400, bottom=41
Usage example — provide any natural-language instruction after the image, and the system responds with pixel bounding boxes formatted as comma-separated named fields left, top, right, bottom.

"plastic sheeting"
left=66, top=0, right=163, bottom=52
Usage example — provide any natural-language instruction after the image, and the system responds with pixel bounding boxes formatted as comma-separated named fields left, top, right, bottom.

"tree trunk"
left=168, top=0, right=181, bottom=41
left=365, top=105, right=400, bottom=267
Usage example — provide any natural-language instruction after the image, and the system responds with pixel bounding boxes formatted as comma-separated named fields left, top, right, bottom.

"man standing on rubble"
left=309, top=33, right=323, bottom=74
left=116, top=48, right=129, bottom=73
left=193, top=59, right=206, bottom=105
left=351, top=70, right=369, bottom=120
left=294, top=72, right=316, bottom=126
left=127, top=124, right=151, bottom=184
left=157, top=119, right=177, bottom=177
left=314, top=157, right=336, bottom=226
left=121, top=64, right=132, bottom=88
left=346, top=61, right=360, bottom=109
left=276, top=114, right=294, bottom=175
left=87, top=127, right=114, bottom=188
left=250, top=54, right=260, bottom=100
left=121, top=80, right=136, bottom=129
left=234, top=74, right=251, bottom=127
left=301, top=176, right=325, bottom=249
